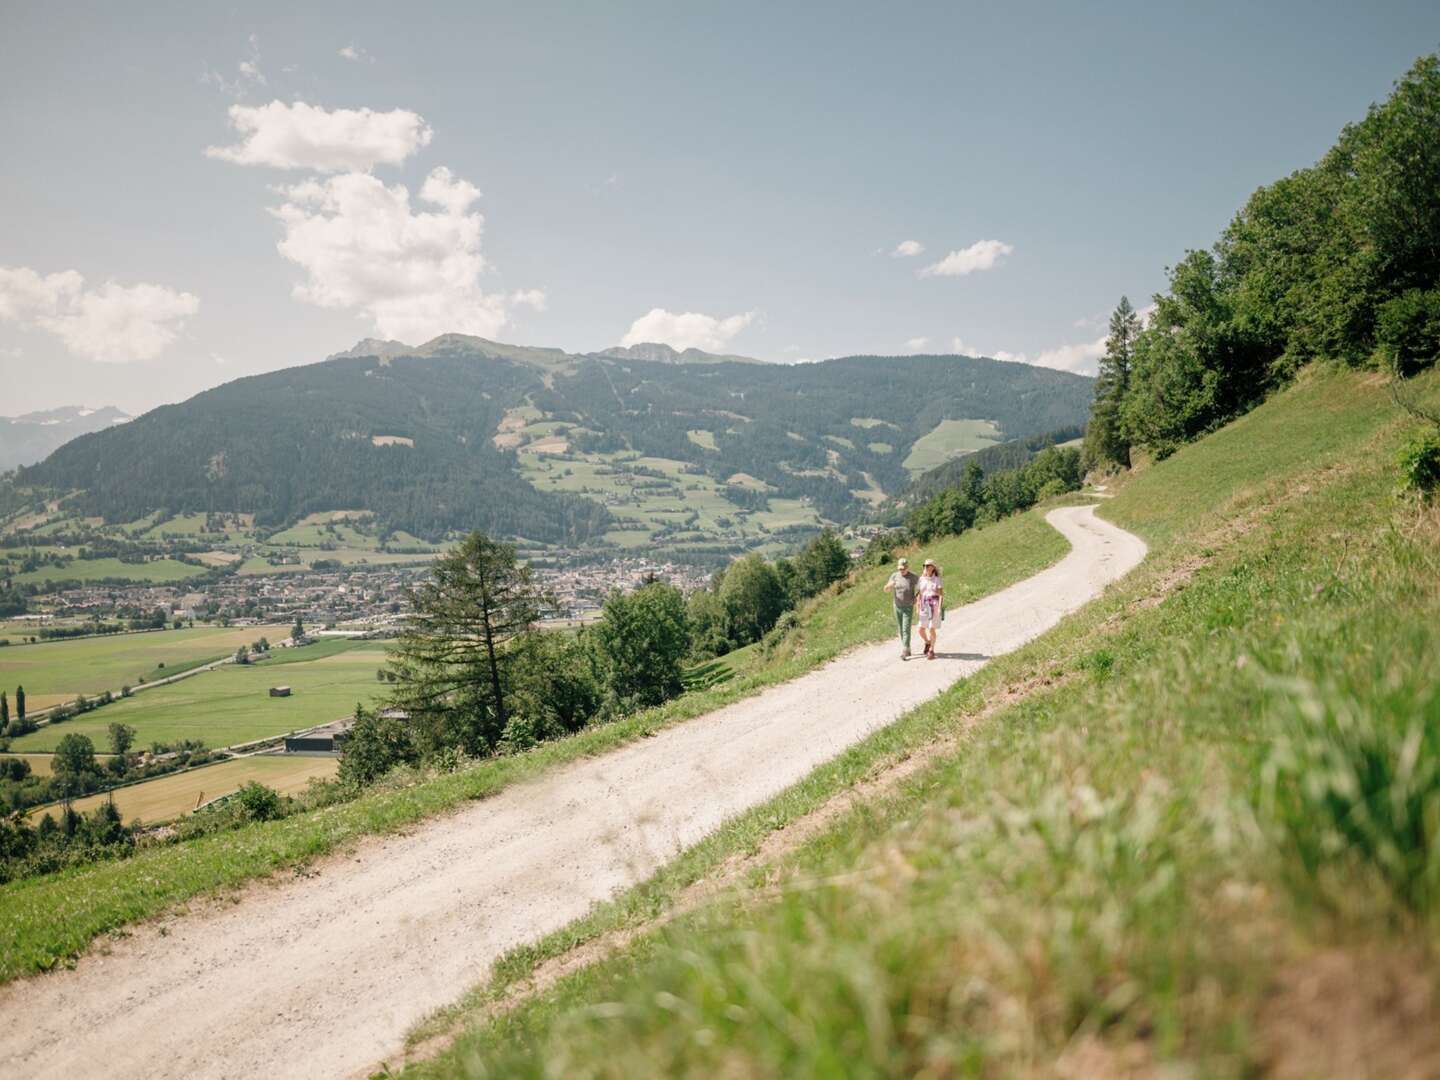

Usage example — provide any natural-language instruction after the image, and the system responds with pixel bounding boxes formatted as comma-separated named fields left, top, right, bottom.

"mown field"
left=408, top=366, right=1440, bottom=1078
left=901, top=417, right=1002, bottom=474
left=29, top=755, right=339, bottom=826
left=0, top=624, right=289, bottom=712
left=8, top=640, right=387, bottom=752
left=9, top=556, right=207, bottom=587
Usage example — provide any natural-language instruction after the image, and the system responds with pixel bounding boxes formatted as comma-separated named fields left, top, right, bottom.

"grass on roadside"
left=405, top=366, right=1440, bottom=1078
left=0, top=506, right=1069, bottom=983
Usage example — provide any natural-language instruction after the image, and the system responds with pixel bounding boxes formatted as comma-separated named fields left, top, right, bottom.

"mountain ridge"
left=10, top=339, right=1093, bottom=551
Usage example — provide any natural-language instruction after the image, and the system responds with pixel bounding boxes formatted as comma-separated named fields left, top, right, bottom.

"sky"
left=1, top=1, right=1437, bottom=416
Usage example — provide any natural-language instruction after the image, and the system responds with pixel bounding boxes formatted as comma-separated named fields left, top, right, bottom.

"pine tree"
left=15, top=685, right=24, bottom=722
left=1084, top=296, right=1142, bottom=470
left=1, top=690, right=8, bottom=728
left=387, top=531, right=544, bottom=755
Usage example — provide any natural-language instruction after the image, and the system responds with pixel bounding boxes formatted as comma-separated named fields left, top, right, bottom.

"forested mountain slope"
left=13, top=338, right=1092, bottom=546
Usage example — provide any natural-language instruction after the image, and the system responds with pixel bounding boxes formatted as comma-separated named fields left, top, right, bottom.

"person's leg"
left=895, top=605, right=912, bottom=656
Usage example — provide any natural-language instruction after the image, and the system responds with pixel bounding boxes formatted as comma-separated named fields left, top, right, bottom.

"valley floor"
left=0, top=506, right=1144, bottom=1080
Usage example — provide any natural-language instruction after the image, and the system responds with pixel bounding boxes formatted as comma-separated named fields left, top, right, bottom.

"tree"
left=685, top=588, right=732, bottom=660
left=387, top=531, right=543, bottom=756
left=291, top=616, right=305, bottom=643
left=107, top=722, right=137, bottom=757
left=234, top=645, right=250, bottom=665
left=15, top=686, right=24, bottom=722
left=0, top=691, right=7, bottom=729
left=791, top=530, right=851, bottom=600
left=339, top=704, right=417, bottom=786
left=1083, top=296, right=1142, bottom=469
left=505, top=630, right=605, bottom=746
left=53, top=733, right=98, bottom=778
left=718, top=554, right=787, bottom=646
left=592, top=582, right=691, bottom=708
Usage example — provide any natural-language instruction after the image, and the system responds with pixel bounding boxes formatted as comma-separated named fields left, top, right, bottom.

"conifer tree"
left=1083, top=296, right=1142, bottom=470
left=387, top=531, right=543, bottom=754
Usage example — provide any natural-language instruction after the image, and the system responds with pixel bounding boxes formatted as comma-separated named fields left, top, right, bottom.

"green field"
left=12, top=556, right=207, bottom=586
left=0, top=625, right=289, bottom=711
left=31, top=755, right=340, bottom=826
left=8, top=641, right=387, bottom=752
left=901, top=417, right=1003, bottom=473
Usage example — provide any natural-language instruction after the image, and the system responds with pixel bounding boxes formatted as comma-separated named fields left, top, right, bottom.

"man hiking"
left=882, top=556, right=920, bottom=659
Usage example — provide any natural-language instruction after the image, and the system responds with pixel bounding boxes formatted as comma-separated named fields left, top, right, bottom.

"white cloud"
left=1033, top=335, right=1105, bottom=374
left=0, top=266, right=198, bottom=363
left=891, top=240, right=924, bottom=258
left=206, top=100, right=432, bottom=172
left=270, top=166, right=535, bottom=343
left=919, top=239, right=1013, bottom=278
left=906, top=336, right=930, bottom=351
left=620, top=308, right=755, bottom=352
left=339, top=44, right=376, bottom=63
left=509, top=288, right=547, bottom=311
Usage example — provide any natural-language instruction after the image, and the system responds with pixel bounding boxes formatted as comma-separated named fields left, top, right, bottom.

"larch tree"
left=386, top=531, right=544, bottom=755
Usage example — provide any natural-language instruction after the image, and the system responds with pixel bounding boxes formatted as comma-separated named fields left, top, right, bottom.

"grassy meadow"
left=0, top=505, right=1071, bottom=983
left=0, top=624, right=289, bottom=712
left=8, top=640, right=386, bottom=752
left=901, top=417, right=1002, bottom=473
left=407, top=366, right=1440, bottom=1078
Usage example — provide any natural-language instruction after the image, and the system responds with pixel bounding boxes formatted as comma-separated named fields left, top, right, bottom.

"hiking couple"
left=883, top=556, right=943, bottom=660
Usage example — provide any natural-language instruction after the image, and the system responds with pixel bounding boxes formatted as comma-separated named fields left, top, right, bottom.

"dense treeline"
left=904, top=448, right=1084, bottom=543
left=1086, top=55, right=1440, bottom=470
left=342, top=527, right=854, bottom=781
left=10, top=341, right=1091, bottom=543
left=905, top=425, right=1085, bottom=505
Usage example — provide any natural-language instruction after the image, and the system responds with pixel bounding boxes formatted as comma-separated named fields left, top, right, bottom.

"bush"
left=1377, top=288, right=1440, bottom=377
left=233, top=782, right=284, bottom=822
left=1397, top=429, right=1440, bottom=498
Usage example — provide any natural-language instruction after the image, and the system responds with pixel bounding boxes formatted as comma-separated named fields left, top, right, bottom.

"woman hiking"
left=916, top=558, right=943, bottom=659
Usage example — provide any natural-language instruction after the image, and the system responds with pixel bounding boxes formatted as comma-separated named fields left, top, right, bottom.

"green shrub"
left=1397, top=429, right=1440, bottom=498
left=234, top=782, right=284, bottom=822
left=1377, top=288, right=1440, bottom=377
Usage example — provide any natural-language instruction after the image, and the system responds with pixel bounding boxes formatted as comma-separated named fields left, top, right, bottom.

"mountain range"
left=10, top=336, right=1094, bottom=550
left=0, top=405, right=131, bottom=472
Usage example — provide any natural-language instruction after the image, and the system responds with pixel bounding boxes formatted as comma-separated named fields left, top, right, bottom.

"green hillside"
left=403, top=365, right=1440, bottom=1079
left=7, top=339, right=1092, bottom=553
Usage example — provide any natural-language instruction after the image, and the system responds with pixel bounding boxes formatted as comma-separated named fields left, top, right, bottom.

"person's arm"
left=881, top=574, right=894, bottom=594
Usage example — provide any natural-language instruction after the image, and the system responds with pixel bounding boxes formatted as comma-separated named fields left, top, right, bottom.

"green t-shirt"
left=888, top=570, right=919, bottom=608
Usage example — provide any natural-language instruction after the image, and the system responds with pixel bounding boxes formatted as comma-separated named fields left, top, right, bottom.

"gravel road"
left=0, top=505, right=1146, bottom=1080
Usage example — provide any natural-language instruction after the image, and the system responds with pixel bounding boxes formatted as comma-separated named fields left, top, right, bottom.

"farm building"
left=269, top=685, right=292, bottom=697
left=284, top=718, right=350, bottom=754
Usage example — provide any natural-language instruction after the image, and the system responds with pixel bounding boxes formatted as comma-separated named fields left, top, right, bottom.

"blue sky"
left=1, top=0, right=1436, bottom=413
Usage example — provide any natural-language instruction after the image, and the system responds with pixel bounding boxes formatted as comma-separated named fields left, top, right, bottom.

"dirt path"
left=0, top=505, right=1146, bottom=1080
